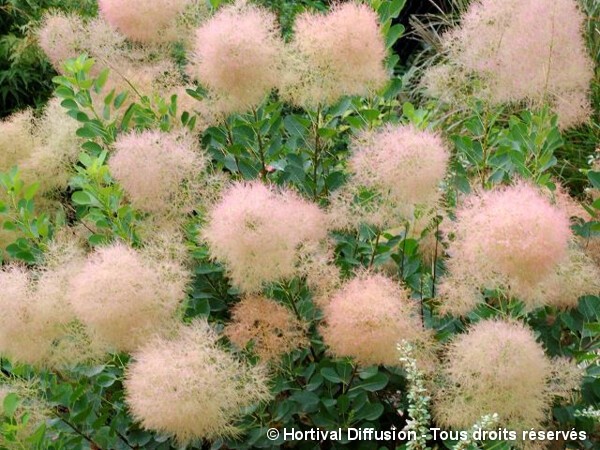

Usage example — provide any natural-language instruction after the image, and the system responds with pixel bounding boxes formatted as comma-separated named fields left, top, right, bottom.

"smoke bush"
left=203, top=181, right=328, bottom=292
left=99, top=0, right=191, bottom=43
left=433, top=320, right=579, bottom=434
left=0, top=253, right=105, bottom=368
left=109, top=130, right=205, bottom=214
left=0, top=110, right=35, bottom=173
left=329, top=125, right=449, bottom=229
left=225, top=295, right=308, bottom=362
left=68, top=243, right=189, bottom=352
left=527, top=246, right=600, bottom=309
left=125, top=320, right=271, bottom=443
left=38, top=13, right=127, bottom=73
left=440, top=183, right=572, bottom=315
left=320, top=273, right=433, bottom=367
left=21, top=97, right=83, bottom=194
left=281, top=2, right=387, bottom=108
left=189, top=1, right=284, bottom=115
left=38, top=12, right=86, bottom=72
left=0, top=267, right=52, bottom=365
left=426, top=0, right=594, bottom=128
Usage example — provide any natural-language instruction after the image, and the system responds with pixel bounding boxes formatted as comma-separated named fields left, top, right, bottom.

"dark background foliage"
left=0, top=0, right=96, bottom=117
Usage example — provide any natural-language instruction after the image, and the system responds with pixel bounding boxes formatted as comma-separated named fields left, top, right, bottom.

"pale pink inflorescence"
left=68, top=243, right=189, bottom=353
left=433, top=320, right=580, bottom=434
left=224, top=295, right=308, bottom=362
left=189, top=1, right=284, bottom=116
left=0, top=237, right=107, bottom=368
left=0, top=109, right=35, bottom=172
left=37, top=12, right=86, bottom=71
left=0, top=98, right=83, bottom=196
left=21, top=97, right=83, bottom=194
left=439, top=183, right=572, bottom=315
left=426, top=0, right=594, bottom=128
left=282, top=2, right=388, bottom=108
left=109, top=130, right=205, bottom=214
left=125, top=320, right=271, bottom=443
left=38, top=10, right=203, bottom=125
left=38, top=12, right=127, bottom=73
left=329, top=124, right=449, bottom=230
left=320, top=273, right=432, bottom=367
left=203, top=181, right=328, bottom=292
left=0, top=267, right=57, bottom=365
left=99, top=0, right=191, bottom=43
left=526, top=246, right=600, bottom=309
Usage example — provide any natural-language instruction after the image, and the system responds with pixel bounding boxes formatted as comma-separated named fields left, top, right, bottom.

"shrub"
left=0, top=0, right=598, bottom=448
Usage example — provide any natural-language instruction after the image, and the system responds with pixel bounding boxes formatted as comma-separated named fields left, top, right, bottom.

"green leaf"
left=579, top=296, right=600, bottom=320
left=320, top=367, right=343, bottom=383
left=3, top=392, right=20, bottom=417
left=23, top=183, right=39, bottom=201
left=317, top=127, right=337, bottom=139
left=54, top=86, right=74, bottom=99
left=72, top=191, right=93, bottom=206
left=88, top=234, right=107, bottom=246
left=386, top=24, right=405, bottom=49
left=378, top=0, right=406, bottom=22
left=291, top=391, right=320, bottom=412
left=350, top=372, right=389, bottom=392
left=60, top=99, right=78, bottom=110
left=284, top=114, right=310, bottom=138
left=382, top=77, right=402, bottom=100
left=389, top=0, right=407, bottom=18
left=26, top=422, right=46, bottom=445
left=114, top=92, right=129, bottom=109
left=104, top=89, right=115, bottom=105
left=589, top=171, right=600, bottom=189
left=352, top=402, right=384, bottom=422
left=583, top=322, right=600, bottom=334
left=3, top=221, right=16, bottom=231
left=93, top=68, right=109, bottom=93
left=358, top=366, right=379, bottom=380
left=96, top=373, right=117, bottom=388
left=76, top=125, right=100, bottom=139
left=81, top=142, right=103, bottom=157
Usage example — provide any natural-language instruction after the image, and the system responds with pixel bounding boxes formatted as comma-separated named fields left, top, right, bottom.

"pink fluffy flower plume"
left=281, top=2, right=388, bottom=108
left=320, top=273, right=433, bottom=367
left=189, top=1, right=284, bottom=115
left=99, top=0, right=191, bottom=43
left=439, top=182, right=572, bottom=315
left=203, top=181, right=328, bottom=293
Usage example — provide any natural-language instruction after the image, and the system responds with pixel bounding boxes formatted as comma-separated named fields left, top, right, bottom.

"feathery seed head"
left=68, top=243, right=189, bottom=352
left=434, top=320, right=555, bottom=432
left=427, top=0, right=594, bottom=128
left=189, top=1, right=284, bottom=115
left=99, top=0, right=191, bottom=43
left=125, top=320, right=271, bottom=443
left=281, top=2, right=388, bottom=108
left=440, top=182, right=571, bottom=315
left=203, top=181, right=328, bottom=292
left=320, top=273, right=432, bottom=367
left=109, top=130, right=205, bottom=214
left=225, top=295, right=308, bottom=362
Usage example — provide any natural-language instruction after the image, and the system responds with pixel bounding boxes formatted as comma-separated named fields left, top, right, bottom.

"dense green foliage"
left=0, top=1, right=599, bottom=449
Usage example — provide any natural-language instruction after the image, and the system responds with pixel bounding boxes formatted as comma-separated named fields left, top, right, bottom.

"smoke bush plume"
left=125, top=320, right=271, bottom=443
